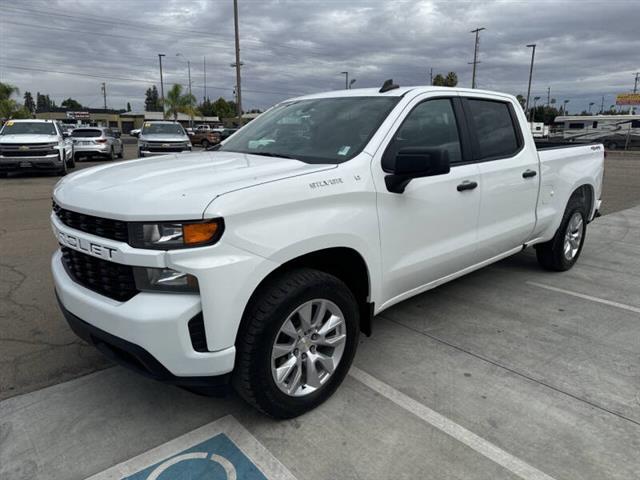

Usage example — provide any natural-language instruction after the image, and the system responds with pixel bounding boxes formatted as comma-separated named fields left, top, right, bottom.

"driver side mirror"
left=62, top=132, right=70, bottom=138
left=385, top=147, right=450, bottom=194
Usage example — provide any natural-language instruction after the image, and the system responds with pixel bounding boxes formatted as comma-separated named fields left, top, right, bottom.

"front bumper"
left=139, top=148, right=191, bottom=157
left=0, top=153, right=62, bottom=171
left=56, top=293, right=231, bottom=391
left=52, top=249, right=236, bottom=377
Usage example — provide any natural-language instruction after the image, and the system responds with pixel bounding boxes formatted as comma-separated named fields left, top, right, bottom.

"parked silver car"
left=138, top=121, right=192, bottom=157
left=72, top=127, right=124, bottom=161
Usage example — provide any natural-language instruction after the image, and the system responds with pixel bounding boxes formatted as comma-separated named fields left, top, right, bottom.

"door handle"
left=457, top=181, right=478, bottom=192
left=522, top=169, right=537, bottom=178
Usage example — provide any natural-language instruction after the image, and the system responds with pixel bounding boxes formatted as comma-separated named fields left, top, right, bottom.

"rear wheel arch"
left=569, top=184, right=594, bottom=219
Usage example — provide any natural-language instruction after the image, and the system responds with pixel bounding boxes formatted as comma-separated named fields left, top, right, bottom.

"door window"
left=466, top=99, right=521, bottom=159
left=383, top=98, right=462, bottom=171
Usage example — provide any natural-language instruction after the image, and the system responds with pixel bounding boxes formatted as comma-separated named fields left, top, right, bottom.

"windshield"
left=71, top=129, right=103, bottom=138
left=142, top=123, right=185, bottom=135
left=1, top=121, right=57, bottom=135
left=219, top=97, right=399, bottom=164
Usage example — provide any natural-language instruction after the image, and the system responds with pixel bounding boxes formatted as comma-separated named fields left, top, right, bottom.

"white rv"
left=552, top=115, right=640, bottom=149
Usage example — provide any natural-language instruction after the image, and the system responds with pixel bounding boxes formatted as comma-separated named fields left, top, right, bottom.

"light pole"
left=349, top=79, right=357, bottom=89
left=232, top=0, right=242, bottom=120
left=203, top=56, right=207, bottom=102
left=588, top=102, right=595, bottom=114
left=158, top=53, right=166, bottom=117
left=469, top=27, right=485, bottom=89
left=341, top=71, right=349, bottom=90
left=563, top=99, right=569, bottom=115
left=524, top=44, right=536, bottom=116
left=176, top=53, right=193, bottom=127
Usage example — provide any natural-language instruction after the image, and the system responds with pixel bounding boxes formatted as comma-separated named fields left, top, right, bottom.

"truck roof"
left=291, top=86, right=516, bottom=101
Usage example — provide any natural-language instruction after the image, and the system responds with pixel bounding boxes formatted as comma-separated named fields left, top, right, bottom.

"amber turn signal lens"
left=183, top=222, right=220, bottom=245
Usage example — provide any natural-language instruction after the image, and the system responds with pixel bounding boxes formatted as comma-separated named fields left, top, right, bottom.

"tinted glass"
left=568, top=123, right=585, bottom=129
left=219, top=97, right=399, bottom=164
left=467, top=99, right=520, bottom=159
left=142, top=123, right=186, bottom=135
left=631, top=120, right=640, bottom=128
left=71, top=129, right=103, bottom=137
left=383, top=98, right=462, bottom=170
left=0, top=122, right=57, bottom=135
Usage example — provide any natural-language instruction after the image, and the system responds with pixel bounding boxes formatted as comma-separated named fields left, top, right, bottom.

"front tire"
left=66, top=151, right=76, bottom=169
left=57, top=155, right=68, bottom=176
left=233, top=268, right=359, bottom=418
left=535, top=197, right=587, bottom=271
left=201, top=139, right=210, bottom=149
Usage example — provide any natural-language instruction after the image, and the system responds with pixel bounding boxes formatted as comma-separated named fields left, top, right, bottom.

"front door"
left=372, top=95, right=482, bottom=307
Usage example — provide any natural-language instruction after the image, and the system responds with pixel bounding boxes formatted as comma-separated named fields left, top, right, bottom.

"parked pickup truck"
left=51, top=84, right=604, bottom=418
left=138, top=121, right=192, bottom=157
left=0, top=119, right=75, bottom=176
left=188, top=129, right=221, bottom=148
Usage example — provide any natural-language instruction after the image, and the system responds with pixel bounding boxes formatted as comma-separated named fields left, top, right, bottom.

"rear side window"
left=466, top=99, right=520, bottom=159
left=383, top=98, right=462, bottom=170
left=71, top=129, right=102, bottom=138
left=568, top=123, right=585, bottom=129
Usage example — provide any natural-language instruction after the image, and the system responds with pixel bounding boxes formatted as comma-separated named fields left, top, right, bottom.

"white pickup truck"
left=0, top=119, right=75, bottom=176
left=51, top=84, right=604, bottom=418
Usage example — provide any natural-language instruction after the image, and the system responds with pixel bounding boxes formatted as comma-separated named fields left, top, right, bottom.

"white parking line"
left=527, top=281, right=640, bottom=314
left=349, top=367, right=557, bottom=480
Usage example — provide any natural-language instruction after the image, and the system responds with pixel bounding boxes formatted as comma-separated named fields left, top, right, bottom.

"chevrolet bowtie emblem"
left=19, top=145, right=29, bottom=151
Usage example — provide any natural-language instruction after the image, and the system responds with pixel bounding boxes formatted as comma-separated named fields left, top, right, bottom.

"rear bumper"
left=56, top=294, right=231, bottom=391
left=74, top=144, right=109, bottom=155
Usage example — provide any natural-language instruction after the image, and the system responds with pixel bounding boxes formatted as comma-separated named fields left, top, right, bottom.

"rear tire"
left=201, top=139, right=210, bottom=149
left=233, top=268, right=360, bottom=418
left=117, top=146, right=124, bottom=159
left=535, top=197, right=587, bottom=271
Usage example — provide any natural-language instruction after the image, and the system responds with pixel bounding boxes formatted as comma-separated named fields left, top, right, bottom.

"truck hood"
left=139, top=134, right=189, bottom=142
left=0, top=134, right=59, bottom=144
left=53, top=151, right=335, bottom=221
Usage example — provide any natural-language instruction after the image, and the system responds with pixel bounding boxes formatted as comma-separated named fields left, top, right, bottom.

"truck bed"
left=534, top=139, right=600, bottom=150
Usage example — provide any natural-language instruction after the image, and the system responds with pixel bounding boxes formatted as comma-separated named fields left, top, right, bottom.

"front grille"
left=147, top=147, right=185, bottom=153
left=53, top=202, right=129, bottom=242
left=60, top=247, right=138, bottom=301
left=1, top=143, right=57, bottom=157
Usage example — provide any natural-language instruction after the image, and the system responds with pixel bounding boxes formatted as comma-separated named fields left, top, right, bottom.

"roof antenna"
left=379, top=79, right=399, bottom=93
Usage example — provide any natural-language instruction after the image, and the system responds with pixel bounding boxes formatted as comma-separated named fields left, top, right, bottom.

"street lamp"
left=349, top=79, right=357, bottom=89
left=524, top=44, right=536, bottom=116
left=341, top=72, right=349, bottom=90
left=158, top=53, right=166, bottom=117
left=563, top=99, right=570, bottom=115
left=176, top=53, right=193, bottom=127
left=588, top=102, right=595, bottom=113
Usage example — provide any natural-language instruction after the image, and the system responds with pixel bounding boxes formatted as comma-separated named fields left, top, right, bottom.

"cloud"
left=1, top=0, right=638, bottom=113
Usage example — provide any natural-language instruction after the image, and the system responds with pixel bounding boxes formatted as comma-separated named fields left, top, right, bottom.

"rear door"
left=372, top=94, right=482, bottom=306
left=460, top=94, right=539, bottom=260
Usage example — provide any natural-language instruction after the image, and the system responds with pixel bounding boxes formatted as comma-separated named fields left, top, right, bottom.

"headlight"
left=133, top=267, right=199, bottom=293
left=128, top=219, right=224, bottom=249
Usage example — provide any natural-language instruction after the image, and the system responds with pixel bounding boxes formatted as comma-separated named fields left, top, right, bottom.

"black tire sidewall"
left=236, top=271, right=359, bottom=418
left=553, top=206, right=587, bottom=270
left=201, top=139, right=210, bottom=148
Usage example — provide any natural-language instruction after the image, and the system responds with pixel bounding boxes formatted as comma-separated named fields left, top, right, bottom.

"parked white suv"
left=0, top=119, right=74, bottom=176
left=52, top=84, right=604, bottom=417
left=138, top=121, right=192, bottom=157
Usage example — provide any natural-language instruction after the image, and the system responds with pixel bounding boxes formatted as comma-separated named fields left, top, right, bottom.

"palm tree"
left=163, top=84, right=197, bottom=121
left=0, top=82, right=30, bottom=120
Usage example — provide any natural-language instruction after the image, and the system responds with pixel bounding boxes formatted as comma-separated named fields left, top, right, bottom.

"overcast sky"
left=0, top=0, right=638, bottom=114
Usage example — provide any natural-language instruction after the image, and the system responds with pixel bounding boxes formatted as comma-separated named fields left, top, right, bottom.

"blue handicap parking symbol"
left=124, top=433, right=268, bottom=480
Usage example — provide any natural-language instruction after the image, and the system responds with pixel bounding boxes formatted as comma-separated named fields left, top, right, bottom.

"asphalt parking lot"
left=1, top=148, right=640, bottom=479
